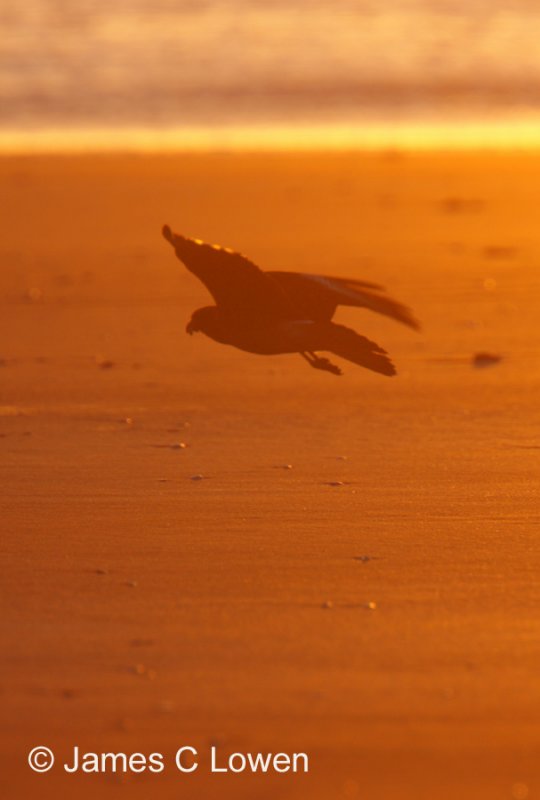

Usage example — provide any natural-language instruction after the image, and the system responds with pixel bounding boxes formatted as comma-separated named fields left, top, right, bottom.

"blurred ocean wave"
left=2, top=0, right=540, bottom=135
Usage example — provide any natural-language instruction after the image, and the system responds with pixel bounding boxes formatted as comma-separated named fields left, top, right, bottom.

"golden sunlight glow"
left=1, top=120, right=540, bottom=153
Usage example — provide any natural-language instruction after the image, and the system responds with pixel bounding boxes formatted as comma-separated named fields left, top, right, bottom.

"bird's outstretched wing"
left=163, top=226, right=293, bottom=319
left=268, top=271, right=419, bottom=329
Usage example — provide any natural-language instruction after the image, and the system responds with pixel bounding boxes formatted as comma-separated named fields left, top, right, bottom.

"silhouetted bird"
left=162, top=226, right=419, bottom=376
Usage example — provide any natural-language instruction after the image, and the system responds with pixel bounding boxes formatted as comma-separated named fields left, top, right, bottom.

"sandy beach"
left=2, top=150, right=540, bottom=799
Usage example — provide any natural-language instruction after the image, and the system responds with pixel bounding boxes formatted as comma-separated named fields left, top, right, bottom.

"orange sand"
left=1, top=151, right=540, bottom=800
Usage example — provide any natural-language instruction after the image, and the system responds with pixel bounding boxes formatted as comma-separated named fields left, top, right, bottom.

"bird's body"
left=163, top=226, right=418, bottom=376
left=187, top=307, right=309, bottom=355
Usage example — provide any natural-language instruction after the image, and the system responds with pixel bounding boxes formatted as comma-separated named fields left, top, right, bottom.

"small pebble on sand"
left=366, top=601, right=377, bottom=610
left=322, top=600, right=334, bottom=609
left=483, top=245, right=517, bottom=260
left=472, top=352, right=502, bottom=368
left=326, top=481, right=345, bottom=487
left=191, top=474, right=205, bottom=481
left=95, top=356, right=115, bottom=369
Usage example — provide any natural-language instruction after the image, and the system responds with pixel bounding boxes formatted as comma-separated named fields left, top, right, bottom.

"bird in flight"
left=162, top=226, right=418, bottom=376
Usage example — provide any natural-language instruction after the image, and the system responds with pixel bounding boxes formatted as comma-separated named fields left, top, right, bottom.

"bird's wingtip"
left=162, top=224, right=174, bottom=244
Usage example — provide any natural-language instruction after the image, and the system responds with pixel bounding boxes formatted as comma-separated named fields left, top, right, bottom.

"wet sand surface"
left=1, top=152, right=540, bottom=799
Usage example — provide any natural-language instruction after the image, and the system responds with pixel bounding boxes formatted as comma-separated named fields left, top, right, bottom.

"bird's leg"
left=300, top=351, right=342, bottom=376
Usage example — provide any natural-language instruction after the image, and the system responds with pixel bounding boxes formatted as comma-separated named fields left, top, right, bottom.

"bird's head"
left=186, top=306, right=220, bottom=336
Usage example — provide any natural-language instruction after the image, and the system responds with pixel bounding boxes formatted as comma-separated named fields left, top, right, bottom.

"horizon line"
left=1, top=121, right=540, bottom=154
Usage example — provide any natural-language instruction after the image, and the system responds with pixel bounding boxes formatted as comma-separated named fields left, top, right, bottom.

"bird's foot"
left=302, top=352, right=342, bottom=376
left=312, top=357, right=342, bottom=376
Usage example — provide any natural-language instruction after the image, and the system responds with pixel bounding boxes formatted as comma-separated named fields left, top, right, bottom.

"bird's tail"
left=323, top=322, right=396, bottom=376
